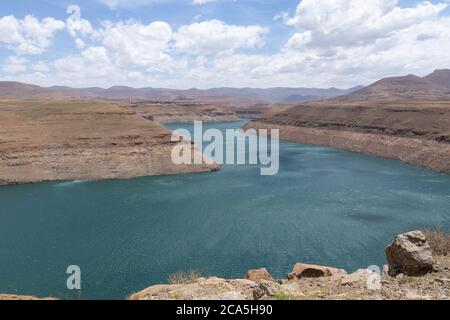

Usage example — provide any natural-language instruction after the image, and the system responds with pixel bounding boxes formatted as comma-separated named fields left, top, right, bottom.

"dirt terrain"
left=0, top=100, right=218, bottom=185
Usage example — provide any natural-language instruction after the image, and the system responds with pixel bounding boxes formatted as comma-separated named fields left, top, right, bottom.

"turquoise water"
left=0, top=120, right=449, bottom=299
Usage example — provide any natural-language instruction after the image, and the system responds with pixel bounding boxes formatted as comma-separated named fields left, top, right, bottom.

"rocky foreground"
left=0, top=100, right=218, bottom=185
left=130, top=231, right=450, bottom=300
left=246, top=100, right=450, bottom=174
left=1, top=231, right=448, bottom=300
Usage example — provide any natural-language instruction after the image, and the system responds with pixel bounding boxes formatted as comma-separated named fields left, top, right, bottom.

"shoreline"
left=245, top=121, right=450, bottom=174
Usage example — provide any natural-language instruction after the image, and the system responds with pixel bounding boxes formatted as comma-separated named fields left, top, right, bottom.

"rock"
left=382, top=265, right=390, bottom=276
left=245, top=268, right=274, bottom=283
left=433, top=278, right=450, bottom=285
left=0, top=294, right=55, bottom=300
left=288, top=263, right=347, bottom=280
left=129, top=277, right=257, bottom=300
left=253, top=279, right=282, bottom=300
left=280, top=282, right=305, bottom=298
left=341, top=269, right=376, bottom=287
left=385, top=231, right=434, bottom=276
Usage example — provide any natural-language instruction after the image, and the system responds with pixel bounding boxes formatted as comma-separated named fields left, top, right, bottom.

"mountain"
left=424, top=69, right=450, bottom=89
left=0, top=82, right=360, bottom=103
left=0, top=82, right=45, bottom=98
left=335, top=70, right=450, bottom=102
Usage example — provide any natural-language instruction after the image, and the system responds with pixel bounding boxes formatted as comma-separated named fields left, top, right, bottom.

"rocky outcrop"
left=385, top=231, right=434, bottom=276
left=0, top=294, right=55, bottom=300
left=288, top=263, right=347, bottom=279
left=129, top=277, right=257, bottom=300
left=0, top=100, right=219, bottom=185
left=130, top=231, right=450, bottom=300
left=245, top=268, right=274, bottom=283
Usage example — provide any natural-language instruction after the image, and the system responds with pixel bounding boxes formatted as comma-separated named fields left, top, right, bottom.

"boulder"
left=340, top=269, right=381, bottom=290
left=253, top=280, right=282, bottom=300
left=385, top=231, right=434, bottom=276
left=245, top=268, right=274, bottom=283
left=288, top=263, right=347, bottom=280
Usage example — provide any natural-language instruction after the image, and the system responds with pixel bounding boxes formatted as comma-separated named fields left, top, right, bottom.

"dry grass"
left=422, top=228, right=450, bottom=256
left=168, top=270, right=202, bottom=285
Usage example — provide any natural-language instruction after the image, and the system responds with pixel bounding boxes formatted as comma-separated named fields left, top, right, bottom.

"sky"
left=0, top=0, right=450, bottom=89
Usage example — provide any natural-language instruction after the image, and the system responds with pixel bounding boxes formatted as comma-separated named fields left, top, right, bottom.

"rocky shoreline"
left=245, top=100, right=450, bottom=174
left=245, top=121, right=450, bottom=174
left=129, top=231, right=450, bottom=300
left=1, top=230, right=448, bottom=300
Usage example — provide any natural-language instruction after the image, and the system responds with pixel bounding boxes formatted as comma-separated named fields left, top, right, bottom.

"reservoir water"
left=0, top=120, right=449, bottom=299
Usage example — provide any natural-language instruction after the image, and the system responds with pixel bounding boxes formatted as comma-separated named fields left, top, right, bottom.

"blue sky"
left=1, top=0, right=450, bottom=88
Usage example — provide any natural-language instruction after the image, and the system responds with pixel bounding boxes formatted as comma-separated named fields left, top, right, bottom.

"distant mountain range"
left=1, top=69, right=449, bottom=103
left=335, top=69, right=450, bottom=102
left=0, top=82, right=362, bottom=103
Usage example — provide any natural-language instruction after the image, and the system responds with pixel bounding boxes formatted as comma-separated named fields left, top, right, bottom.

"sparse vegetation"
left=168, top=270, right=202, bottom=285
left=422, top=228, right=450, bottom=256
left=273, top=292, right=295, bottom=300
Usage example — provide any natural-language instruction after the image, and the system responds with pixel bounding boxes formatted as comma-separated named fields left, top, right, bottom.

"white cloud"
left=3, top=1, right=450, bottom=89
left=99, top=20, right=174, bottom=70
left=32, top=61, right=49, bottom=72
left=0, top=15, right=65, bottom=54
left=285, top=0, right=447, bottom=48
left=192, top=0, right=216, bottom=4
left=2, top=56, right=29, bottom=73
left=67, top=17, right=94, bottom=38
left=173, top=19, right=268, bottom=55
left=75, top=38, right=86, bottom=49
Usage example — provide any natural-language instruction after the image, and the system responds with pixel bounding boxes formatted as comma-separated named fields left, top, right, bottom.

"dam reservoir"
left=0, top=120, right=449, bottom=299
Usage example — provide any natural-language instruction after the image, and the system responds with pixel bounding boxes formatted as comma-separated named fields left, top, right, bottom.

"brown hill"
left=424, top=69, right=450, bottom=89
left=0, top=81, right=358, bottom=103
left=0, top=82, right=45, bottom=98
left=336, top=73, right=450, bottom=102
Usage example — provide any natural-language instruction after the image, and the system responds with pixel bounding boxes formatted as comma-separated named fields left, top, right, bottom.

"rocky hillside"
left=335, top=70, right=450, bottom=102
left=425, top=69, right=450, bottom=90
left=246, top=70, right=450, bottom=173
left=127, top=101, right=240, bottom=124
left=0, top=100, right=218, bottom=186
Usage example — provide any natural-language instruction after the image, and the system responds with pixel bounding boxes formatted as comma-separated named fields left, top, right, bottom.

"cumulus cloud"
left=0, top=15, right=65, bottom=54
left=2, top=56, right=29, bottom=73
left=2, top=0, right=450, bottom=89
left=285, top=0, right=447, bottom=48
left=192, top=0, right=216, bottom=4
left=99, top=20, right=174, bottom=70
left=173, top=19, right=268, bottom=55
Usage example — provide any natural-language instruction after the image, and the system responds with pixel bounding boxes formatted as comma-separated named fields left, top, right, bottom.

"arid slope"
left=247, top=100, right=450, bottom=173
left=0, top=100, right=218, bottom=185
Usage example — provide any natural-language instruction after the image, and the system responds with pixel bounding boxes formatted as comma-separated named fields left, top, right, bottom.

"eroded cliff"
left=0, top=100, right=218, bottom=185
left=246, top=100, right=450, bottom=173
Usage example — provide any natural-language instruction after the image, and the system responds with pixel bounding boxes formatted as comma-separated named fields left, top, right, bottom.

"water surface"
left=0, top=120, right=449, bottom=299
